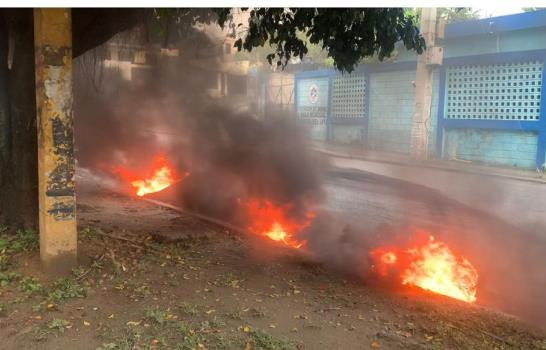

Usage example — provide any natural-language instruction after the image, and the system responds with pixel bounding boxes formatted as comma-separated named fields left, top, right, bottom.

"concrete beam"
left=34, top=8, right=77, bottom=274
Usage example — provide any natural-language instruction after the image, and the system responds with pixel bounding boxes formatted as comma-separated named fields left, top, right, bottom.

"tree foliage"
left=437, top=8, right=480, bottom=23
left=214, top=8, right=425, bottom=73
left=150, top=8, right=217, bottom=48
left=408, top=8, right=480, bottom=24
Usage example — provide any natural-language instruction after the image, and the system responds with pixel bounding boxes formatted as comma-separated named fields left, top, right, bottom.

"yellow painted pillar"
left=34, top=9, right=77, bottom=274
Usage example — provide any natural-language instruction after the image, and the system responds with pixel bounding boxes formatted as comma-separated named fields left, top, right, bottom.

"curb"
left=314, top=148, right=546, bottom=185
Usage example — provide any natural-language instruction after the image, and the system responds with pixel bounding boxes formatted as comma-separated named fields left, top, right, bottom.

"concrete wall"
left=331, top=125, right=366, bottom=144
left=293, top=11, right=546, bottom=169
left=391, top=21, right=546, bottom=168
left=445, top=28, right=546, bottom=58
left=367, top=70, right=439, bottom=155
left=296, top=77, right=329, bottom=141
left=444, top=129, right=538, bottom=168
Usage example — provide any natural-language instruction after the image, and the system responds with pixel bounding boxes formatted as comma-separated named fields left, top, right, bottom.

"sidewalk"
left=311, top=141, right=546, bottom=185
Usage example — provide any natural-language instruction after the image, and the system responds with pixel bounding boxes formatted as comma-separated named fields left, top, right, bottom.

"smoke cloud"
left=74, top=32, right=546, bottom=330
left=74, top=38, right=325, bottom=229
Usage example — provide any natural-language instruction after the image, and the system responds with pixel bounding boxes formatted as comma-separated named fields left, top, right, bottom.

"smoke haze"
left=74, top=33, right=546, bottom=330
left=74, top=41, right=325, bottom=228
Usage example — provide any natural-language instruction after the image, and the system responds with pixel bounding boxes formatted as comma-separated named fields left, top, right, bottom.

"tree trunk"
left=0, top=9, right=38, bottom=230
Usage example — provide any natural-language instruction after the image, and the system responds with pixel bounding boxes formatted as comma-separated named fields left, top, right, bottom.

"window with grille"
left=331, top=75, right=366, bottom=118
left=445, top=61, right=543, bottom=121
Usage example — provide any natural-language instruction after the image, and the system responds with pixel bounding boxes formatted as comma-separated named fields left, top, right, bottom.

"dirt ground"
left=1, top=188, right=546, bottom=350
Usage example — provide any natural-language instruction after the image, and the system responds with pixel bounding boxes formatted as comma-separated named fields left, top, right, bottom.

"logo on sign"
left=308, top=84, right=319, bottom=104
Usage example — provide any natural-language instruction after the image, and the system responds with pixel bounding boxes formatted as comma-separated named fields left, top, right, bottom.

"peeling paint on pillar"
left=34, top=9, right=77, bottom=275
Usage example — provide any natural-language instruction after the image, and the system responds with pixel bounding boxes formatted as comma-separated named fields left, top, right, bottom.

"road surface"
left=322, top=157, right=546, bottom=328
left=328, top=156, right=546, bottom=235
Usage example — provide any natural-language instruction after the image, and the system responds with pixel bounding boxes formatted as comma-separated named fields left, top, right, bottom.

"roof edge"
left=446, top=10, right=546, bottom=39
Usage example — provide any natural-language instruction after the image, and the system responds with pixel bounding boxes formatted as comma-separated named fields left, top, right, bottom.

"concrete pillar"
left=410, top=8, right=437, bottom=160
left=34, top=8, right=77, bottom=274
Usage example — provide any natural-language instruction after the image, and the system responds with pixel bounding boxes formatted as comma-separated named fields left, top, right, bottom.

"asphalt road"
left=329, top=157, right=546, bottom=236
left=321, top=160, right=546, bottom=328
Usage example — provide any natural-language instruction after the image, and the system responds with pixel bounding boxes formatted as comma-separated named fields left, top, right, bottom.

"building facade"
left=293, top=10, right=546, bottom=170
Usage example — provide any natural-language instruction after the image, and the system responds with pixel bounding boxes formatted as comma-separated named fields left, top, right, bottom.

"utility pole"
left=410, top=8, right=440, bottom=160
left=34, top=9, right=77, bottom=274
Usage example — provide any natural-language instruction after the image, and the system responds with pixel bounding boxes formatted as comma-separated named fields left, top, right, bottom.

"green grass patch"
left=0, top=228, right=38, bottom=271
left=144, top=308, right=173, bottom=326
left=18, top=277, right=44, bottom=295
left=48, top=318, right=71, bottom=333
left=47, top=277, right=87, bottom=303
left=177, top=302, right=198, bottom=317
left=0, top=229, right=38, bottom=254
left=96, top=308, right=239, bottom=350
left=249, top=330, right=295, bottom=350
left=0, top=271, right=20, bottom=286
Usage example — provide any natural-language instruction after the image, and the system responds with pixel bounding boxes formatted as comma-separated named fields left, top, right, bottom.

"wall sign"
left=308, top=84, right=319, bottom=104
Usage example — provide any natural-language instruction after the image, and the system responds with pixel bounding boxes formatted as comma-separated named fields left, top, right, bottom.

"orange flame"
left=370, top=235, right=478, bottom=303
left=131, top=165, right=175, bottom=197
left=114, top=155, right=186, bottom=197
left=244, top=199, right=313, bottom=249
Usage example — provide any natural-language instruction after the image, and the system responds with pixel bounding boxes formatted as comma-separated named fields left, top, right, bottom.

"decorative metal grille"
left=331, top=75, right=366, bottom=118
left=446, top=61, right=543, bottom=121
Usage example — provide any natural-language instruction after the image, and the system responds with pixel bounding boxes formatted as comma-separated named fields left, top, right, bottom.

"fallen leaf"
left=371, top=341, right=381, bottom=348
left=396, top=330, right=412, bottom=338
